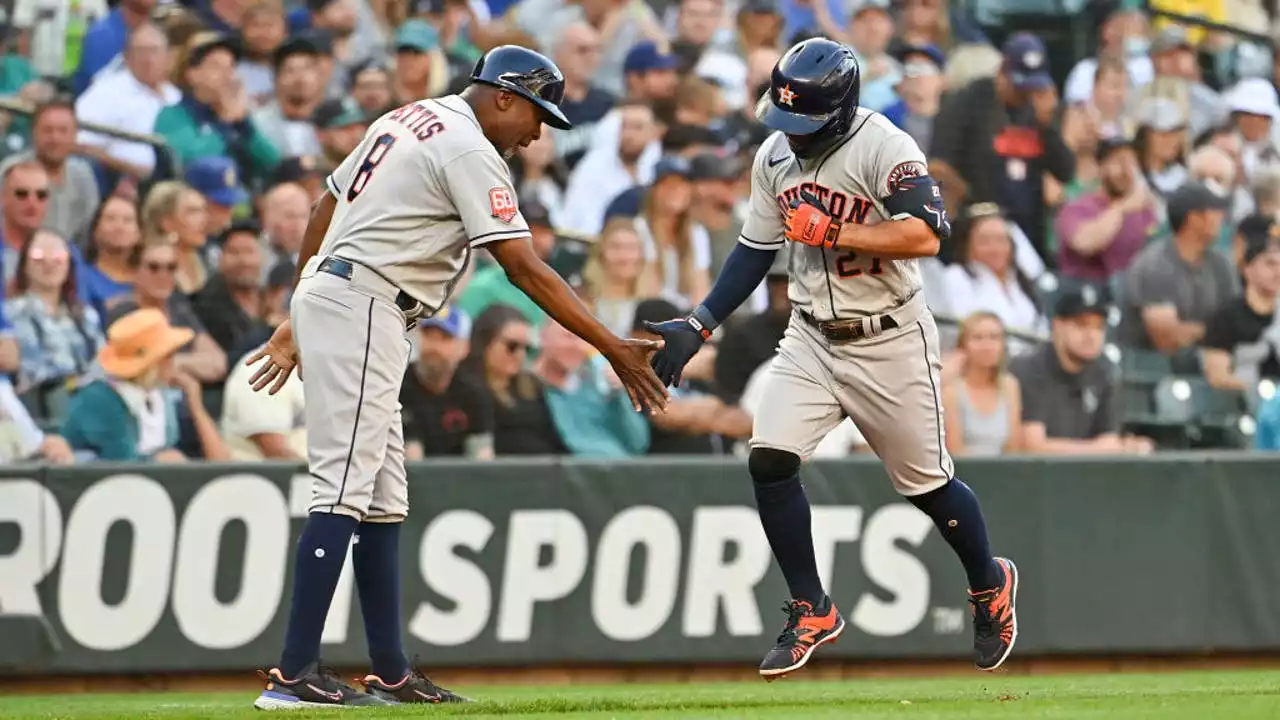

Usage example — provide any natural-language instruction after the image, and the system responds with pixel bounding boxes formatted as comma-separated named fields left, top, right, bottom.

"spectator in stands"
left=350, top=60, right=395, bottom=117
left=237, top=0, right=289, bottom=106
left=551, top=22, right=616, bottom=170
left=192, top=221, right=270, bottom=356
left=312, top=98, right=369, bottom=174
left=1132, top=96, right=1187, bottom=198
left=457, top=199, right=557, bottom=329
left=0, top=161, right=52, bottom=285
left=930, top=33, right=1074, bottom=262
left=583, top=217, right=650, bottom=337
left=2, top=101, right=100, bottom=241
left=391, top=20, right=448, bottom=103
left=688, top=152, right=744, bottom=275
left=691, top=0, right=782, bottom=112
left=291, top=0, right=389, bottom=99
left=74, top=0, right=158, bottom=94
left=819, top=2, right=900, bottom=112
left=154, top=32, right=281, bottom=190
left=5, top=229, right=104, bottom=395
left=586, top=42, right=680, bottom=154
left=1251, top=168, right=1280, bottom=222
left=668, top=0, right=720, bottom=72
left=1202, top=229, right=1280, bottom=391
left=635, top=154, right=710, bottom=306
left=107, top=240, right=228, bottom=384
left=78, top=196, right=141, bottom=326
left=633, top=298, right=750, bottom=454
left=62, top=308, right=228, bottom=462
left=1056, top=137, right=1159, bottom=282
left=510, top=133, right=567, bottom=227
left=1062, top=7, right=1151, bottom=108
left=75, top=23, right=180, bottom=182
left=518, top=0, right=665, bottom=99
left=0, top=375, right=72, bottom=464
left=1060, top=58, right=1132, bottom=193
left=1122, top=181, right=1236, bottom=366
left=1185, top=144, right=1245, bottom=256
left=142, top=180, right=213, bottom=296
left=1011, top=284, right=1153, bottom=454
left=1222, top=78, right=1280, bottom=187
left=562, top=101, right=661, bottom=237
left=942, top=203, right=1042, bottom=341
left=1134, top=26, right=1223, bottom=141
left=533, top=318, right=649, bottom=457
left=941, top=311, right=1021, bottom=456
left=401, top=307, right=494, bottom=459
left=194, top=0, right=249, bottom=33
left=461, top=304, right=565, bottom=455
left=261, top=182, right=310, bottom=275
left=715, top=251, right=790, bottom=404
left=251, top=37, right=324, bottom=157
left=882, top=44, right=946, bottom=154
left=221, top=339, right=306, bottom=460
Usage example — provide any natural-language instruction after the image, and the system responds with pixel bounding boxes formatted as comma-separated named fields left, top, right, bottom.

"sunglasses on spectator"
left=503, top=339, right=530, bottom=355
left=13, top=187, right=50, bottom=201
left=145, top=261, right=178, bottom=273
left=29, top=248, right=68, bottom=261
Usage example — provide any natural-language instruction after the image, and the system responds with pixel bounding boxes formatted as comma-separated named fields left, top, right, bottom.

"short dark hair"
left=32, top=97, right=76, bottom=126
left=631, top=298, right=683, bottom=332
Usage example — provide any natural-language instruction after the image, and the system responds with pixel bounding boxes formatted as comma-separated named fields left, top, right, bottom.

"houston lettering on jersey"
left=387, top=103, right=446, bottom=141
left=775, top=182, right=872, bottom=225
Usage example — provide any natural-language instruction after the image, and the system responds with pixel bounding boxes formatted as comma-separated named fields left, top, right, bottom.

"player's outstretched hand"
left=604, top=337, right=670, bottom=414
left=247, top=319, right=300, bottom=395
left=643, top=318, right=708, bottom=387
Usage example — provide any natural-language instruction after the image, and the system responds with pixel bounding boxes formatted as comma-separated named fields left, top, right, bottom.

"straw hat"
left=97, top=308, right=195, bottom=380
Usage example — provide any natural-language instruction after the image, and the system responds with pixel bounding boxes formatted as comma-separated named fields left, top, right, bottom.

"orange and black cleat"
left=758, top=597, right=845, bottom=681
left=970, top=556, right=1019, bottom=671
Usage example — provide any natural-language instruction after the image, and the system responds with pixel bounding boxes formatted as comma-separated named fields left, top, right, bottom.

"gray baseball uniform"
left=296, top=95, right=531, bottom=521
left=741, top=109, right=954, bottom=495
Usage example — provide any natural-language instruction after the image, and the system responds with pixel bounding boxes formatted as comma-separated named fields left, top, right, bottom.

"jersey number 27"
left=346, top=133, right=397, bottom=202
left=835, top=250, right=883, bottom=277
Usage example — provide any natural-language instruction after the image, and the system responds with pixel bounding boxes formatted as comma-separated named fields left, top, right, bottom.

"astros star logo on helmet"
left=777, top=84, right=797, bottom=106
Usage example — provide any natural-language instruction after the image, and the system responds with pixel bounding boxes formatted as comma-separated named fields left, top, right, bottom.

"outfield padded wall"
left=1, top=455, right=1278, bottom=675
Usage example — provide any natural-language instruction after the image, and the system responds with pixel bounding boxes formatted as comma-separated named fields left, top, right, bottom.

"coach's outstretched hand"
left=643, top=318, right=708, bottom=387
left=604, top=337, right=669, bottom=413
left=247, top=319, right=300, bottom=395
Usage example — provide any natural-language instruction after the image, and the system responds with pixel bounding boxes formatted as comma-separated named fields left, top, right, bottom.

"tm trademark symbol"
left=931, top=607, right=965, bottom=634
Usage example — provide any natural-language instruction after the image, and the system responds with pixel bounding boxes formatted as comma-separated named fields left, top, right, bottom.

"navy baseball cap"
left=653, top=155, right=692, bottom=182
left=1054, top=282, right=1111, bottom=318
left=624, top=41, right=677, bottom=74
left=418, top=305, right=471, bottom=338
left=1002, top=33, right=1054, bottom=91
left=893, top=43, right=945, bottom=72
left=184, top=156, right=248, bottom=207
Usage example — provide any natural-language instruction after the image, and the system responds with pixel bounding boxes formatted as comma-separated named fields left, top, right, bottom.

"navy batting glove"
left=643, top=318, right=709, bottom=387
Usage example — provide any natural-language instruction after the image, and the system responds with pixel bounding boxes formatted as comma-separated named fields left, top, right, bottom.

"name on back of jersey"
left=387, top=102, right=446, bottom=141
left=775, top=182, right=873, bottom=225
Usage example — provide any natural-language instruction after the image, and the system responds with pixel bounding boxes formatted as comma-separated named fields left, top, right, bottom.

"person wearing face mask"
left=1063, top=7, right=1153, bottom=107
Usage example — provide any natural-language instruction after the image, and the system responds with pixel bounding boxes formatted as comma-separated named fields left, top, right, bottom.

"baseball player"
left=646, top=39, right=1018, bottom=680
left=245, top=46, right=668, bottom=709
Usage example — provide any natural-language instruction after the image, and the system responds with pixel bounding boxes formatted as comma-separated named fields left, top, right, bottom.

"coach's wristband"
left=689, top=305, right=719, bottom=338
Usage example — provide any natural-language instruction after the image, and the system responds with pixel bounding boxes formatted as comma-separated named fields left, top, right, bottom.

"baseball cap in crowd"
left=313, top=98, right=366, bottom=130
left=653, top=155, right=692, bottom=182
left=1053, top=282, right=1111, bottom=319
left=624, top=41, right=678, bottom=74
left=522, top=197, right=552, bottom=228
left=1135, top=97, right=1186, bottom=132
left=419, top=305, right=472, bottom=339
left=98, top=308, right=195, bottom=381
left=269, top=155, right=325, bottom=189
left=1094, top=135, right=1134, bottom=162
left=689, top=151, right=743, bottom=182
left=1001, top=33, right=1053, bottom=91
left=893, top=43, right=946, bottom=74
left=185, top=156, right=248, bottom=207
left=1149, top=25, right=1193, bottom=56
left=395, top=20, right=441, bottom=53
left=738, top=0, right=780, bottom=15
left=1166, top=180, right=1231, bottom=230
left=632, top=298, right=685, bottom=333
left=272, top=36, right=321, bottom=70
left=185, top=31, right=240, bottom=68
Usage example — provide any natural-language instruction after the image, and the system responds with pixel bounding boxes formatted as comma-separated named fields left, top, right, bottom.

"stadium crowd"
left=1, top=0, right=1280, bottom=463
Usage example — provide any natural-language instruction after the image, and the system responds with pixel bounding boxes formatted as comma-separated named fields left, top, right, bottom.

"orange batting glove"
left=785, top=192, right=841, bottom=249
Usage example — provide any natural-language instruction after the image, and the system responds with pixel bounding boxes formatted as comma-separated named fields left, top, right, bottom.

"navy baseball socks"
left=907, top=478, right=1018, bottom=670
left=352, top=521, right=409, bottom=682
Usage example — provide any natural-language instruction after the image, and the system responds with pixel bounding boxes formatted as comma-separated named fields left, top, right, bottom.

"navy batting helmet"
left=471, top=45, right=572, bottom=130
left=757, top=38, right=861, bottom=159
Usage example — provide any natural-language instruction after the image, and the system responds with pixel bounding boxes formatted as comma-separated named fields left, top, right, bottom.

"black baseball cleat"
left=759, top=596, right=845, bottom=681
left=253, top=662, right=388, bottom=710
left=362, top=669, right=471, bottom=704
left=970, top=556, right=1019, bottom=671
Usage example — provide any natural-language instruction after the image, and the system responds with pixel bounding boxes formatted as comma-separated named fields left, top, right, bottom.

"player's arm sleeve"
left=441, top=149, right=533, bottom=247
left=871, top=134, right=951, bottom=241
left=738, top=143, right=786, bottom=250
left=325, top=141, right=365, bottom=199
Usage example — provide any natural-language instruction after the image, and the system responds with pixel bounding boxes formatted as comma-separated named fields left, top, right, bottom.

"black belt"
left=317, top=257, right=421, bottom=314
left=798, top=310, right=898, bottom=342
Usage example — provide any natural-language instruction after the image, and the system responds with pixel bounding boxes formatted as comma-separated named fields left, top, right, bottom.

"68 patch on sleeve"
left=489, top=187, right=518, bottom=223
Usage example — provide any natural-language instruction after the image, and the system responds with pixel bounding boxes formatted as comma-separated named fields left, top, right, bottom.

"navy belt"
left=799, top=310, right=897, bottom=343
left=317, top=257, right=421, bottom=315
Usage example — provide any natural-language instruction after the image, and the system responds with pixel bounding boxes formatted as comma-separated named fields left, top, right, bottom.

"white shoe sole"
left=254, top=693, right=354, bottom=711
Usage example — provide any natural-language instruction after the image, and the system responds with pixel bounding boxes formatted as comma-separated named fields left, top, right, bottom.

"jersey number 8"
left=347, top=133, right=398, bottom=202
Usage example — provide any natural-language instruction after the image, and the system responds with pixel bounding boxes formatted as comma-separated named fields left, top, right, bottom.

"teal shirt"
left=153, top=103, right=281, bottom=186
left=456, top=265, right=546, bottom=328
left=60, top=380, right=179, bottom=461
left=1255, top=395, right=1280, bottom=451
left=543, top=355, right=649, bottom=457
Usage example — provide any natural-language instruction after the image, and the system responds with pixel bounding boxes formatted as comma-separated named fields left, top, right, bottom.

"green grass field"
left=3, top=670, right=1279, bottom=719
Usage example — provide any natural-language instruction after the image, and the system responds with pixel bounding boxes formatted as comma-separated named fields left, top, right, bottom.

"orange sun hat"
left=97, top=308, right=195, bottom=380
